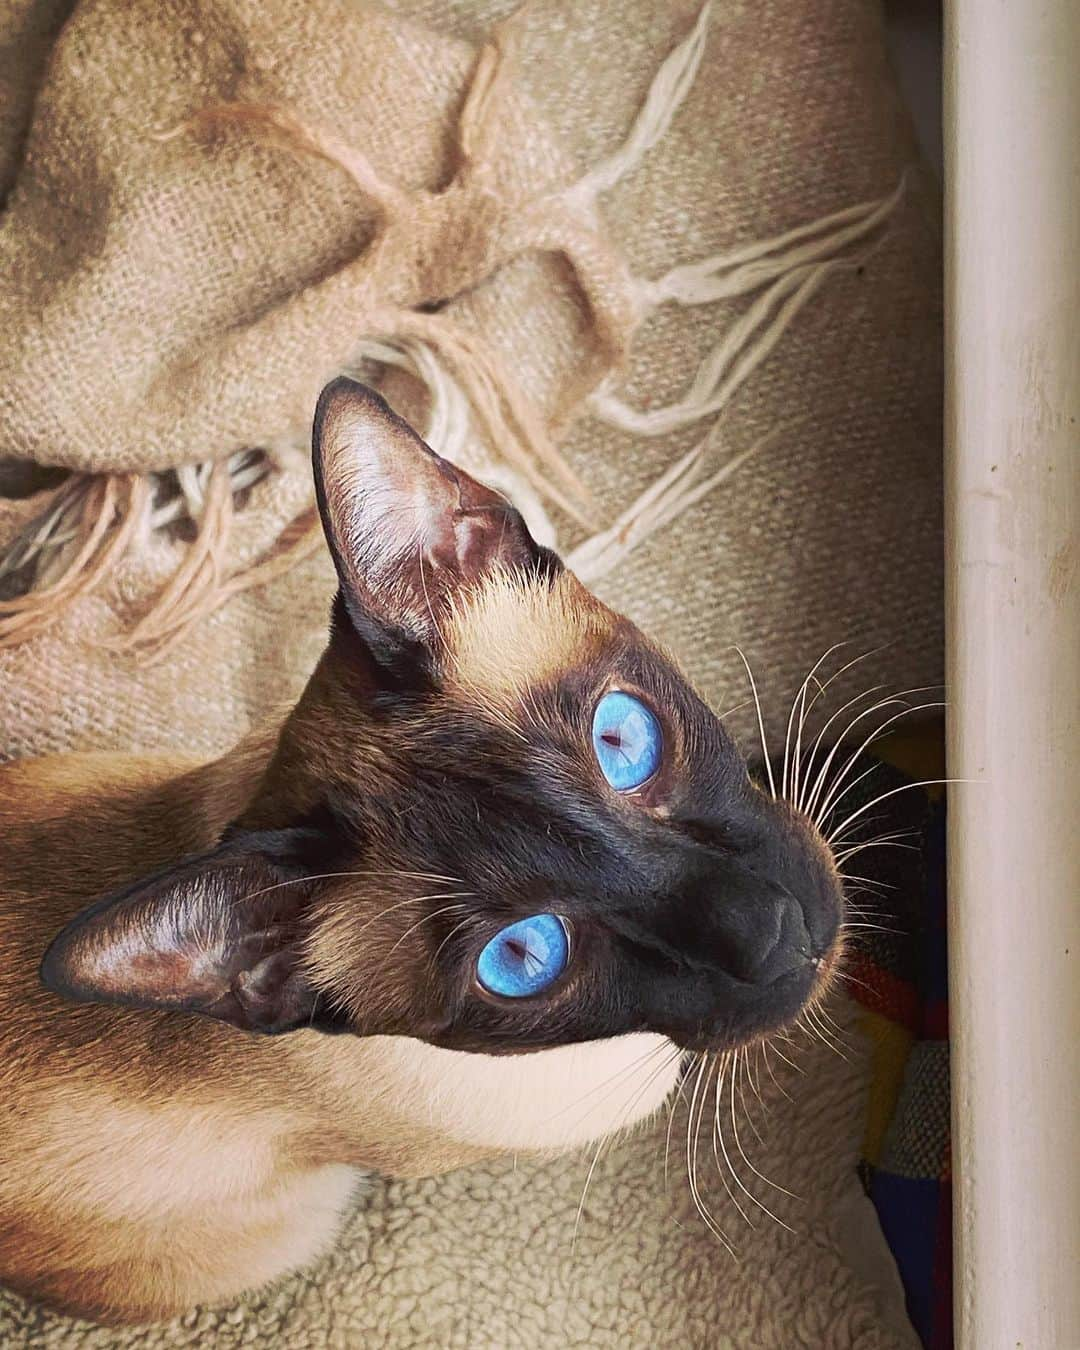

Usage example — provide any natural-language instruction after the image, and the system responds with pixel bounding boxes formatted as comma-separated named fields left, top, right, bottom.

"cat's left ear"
left=39, top=830, right=339, bottom=1035
left=312, top=377, right=562, bottom=674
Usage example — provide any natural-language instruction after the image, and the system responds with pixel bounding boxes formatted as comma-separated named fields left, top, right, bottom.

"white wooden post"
left=945, top=1, right=1080, bottom=1346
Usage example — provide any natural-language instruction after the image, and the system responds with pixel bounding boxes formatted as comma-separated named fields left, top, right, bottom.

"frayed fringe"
left=389, top=309, right=596, bottom=527
left=0, top=3, right=712, bottom=656
left=0, top=453, right=286, bottom=660
left=0, top=476, right=148, bottom=645
left=591, top=178, right=907, bottom=436
left=0, top=3, right=902, bottom=661
left=571, top=0, right=712, bottom=203
left=0, top=457, right=321, bottom=662
left=567, top=420, right=794, bottom=582
left=110, top=502, right=324, bottom=666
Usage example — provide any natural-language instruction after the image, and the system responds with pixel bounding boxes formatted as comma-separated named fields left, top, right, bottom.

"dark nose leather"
left=705, top=885, right=814, bottom=985
left=659, top=851, right=817, bottom=988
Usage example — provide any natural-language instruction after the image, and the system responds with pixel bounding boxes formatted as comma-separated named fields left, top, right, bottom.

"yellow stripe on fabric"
left=874, top=722, right=947, bottom=801
left=858, top=1009, right=915, bottom=1166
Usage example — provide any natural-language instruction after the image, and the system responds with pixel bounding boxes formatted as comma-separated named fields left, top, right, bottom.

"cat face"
left=41, top=379, right=844, bottom=1058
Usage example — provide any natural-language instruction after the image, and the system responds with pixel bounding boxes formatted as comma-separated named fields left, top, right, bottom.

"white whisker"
left=664, top=1054, right=696, bottom=1189
left=834, top=834, right=920, bottom=865
left=789, top=680, right=893, bottom=811
left=383, top=902, right=470, bottom=957
left=814, top=1004, right=850, bottom=1041
left=709, top=1056, right=758, bottom=1229
left=841, top=871, right=896, bottom=893
left=229, top=867, right=469, bottom=913
left=429, top=914, right=479, bottom=965
left=803, top=687, right=943, bottom=825
left=786, top=643, right=854, bottom=809
left=836, top=967, right=876, bottom=996
left=684, top=1054, right=739, bottom=1256
left=790, top=648, right=893, bottom=811
left=769, top=1040, right=804, bottom=1076
left=735, top=1048, right=767, bottom=1147
left=827, top=777, right=970, bottom=846
left=745, top=1044, right=770, bottom=1127
left=812, top=698, right=946, bottom=828
left=540, top=1040, right=671, bottom=1127
left=782, top=646, right=847, bottom=801
left=571, top=1047, right=682, bottom=1253
left=726, top=1053, right=800, bottom=1216
left=734, top=646, right=776, bottom=798
left=760, top=1040, right=793, bottom=1101
left=803, top=1006, right=848, bottom=1060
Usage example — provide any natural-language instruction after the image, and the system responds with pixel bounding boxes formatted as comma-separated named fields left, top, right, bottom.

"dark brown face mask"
left=41, top=378, right=844, bottom=1055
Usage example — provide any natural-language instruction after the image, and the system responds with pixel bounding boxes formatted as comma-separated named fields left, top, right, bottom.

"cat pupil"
left=591, top=690, right=662, bottom=791
left=475, top=915, right=570, bottom=998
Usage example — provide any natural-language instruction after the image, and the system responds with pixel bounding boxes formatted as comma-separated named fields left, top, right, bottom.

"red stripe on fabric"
left=844, top=953, right=920, bottom=1030
left=923, top=999, right=949, bottom=1039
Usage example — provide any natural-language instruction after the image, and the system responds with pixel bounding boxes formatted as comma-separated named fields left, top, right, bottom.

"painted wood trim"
left=944, top=1, right=1080, bottom=1346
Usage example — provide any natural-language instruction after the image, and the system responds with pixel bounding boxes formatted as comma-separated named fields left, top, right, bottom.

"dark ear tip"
left=313, top=377, right=394, bottom=440
left=38, top=926, right=83, bottom=1001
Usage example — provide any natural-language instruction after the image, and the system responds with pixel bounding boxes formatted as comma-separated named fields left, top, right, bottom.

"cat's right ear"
left=38, top=829, right=340, bottom=1035
left=312, top=377, right=560, bottom=681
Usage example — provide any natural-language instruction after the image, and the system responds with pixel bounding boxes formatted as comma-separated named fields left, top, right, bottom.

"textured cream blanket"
left=0, top=0, right=938, bottom=1343
left=0, top=1023, right=917, bottom=1348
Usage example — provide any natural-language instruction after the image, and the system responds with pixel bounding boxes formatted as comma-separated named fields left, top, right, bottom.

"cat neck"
left=225, top=644, right=374, bottom=832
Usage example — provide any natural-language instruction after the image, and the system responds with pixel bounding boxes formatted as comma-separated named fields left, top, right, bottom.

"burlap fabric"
left=0, top=0, right=939, bottom=1344
left=0, top=0, right=942, bottom=753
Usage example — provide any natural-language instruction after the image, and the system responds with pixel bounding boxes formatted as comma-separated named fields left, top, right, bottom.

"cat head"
left=41, top=379, right=844, bottom=1057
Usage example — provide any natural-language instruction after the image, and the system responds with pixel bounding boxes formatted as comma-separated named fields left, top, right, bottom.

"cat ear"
left=39, top=830, right=336, bottom=1035
left=312, top=377, right=561, bottom=673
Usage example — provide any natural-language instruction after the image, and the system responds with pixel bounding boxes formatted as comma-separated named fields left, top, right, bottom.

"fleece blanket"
left=0, top=1020, right=917, bottom=1348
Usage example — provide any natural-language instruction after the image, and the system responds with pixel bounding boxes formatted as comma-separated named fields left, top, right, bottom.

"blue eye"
left=592, top=690, right=662, bottom=791
left=476, top=914, right=570, bottom=998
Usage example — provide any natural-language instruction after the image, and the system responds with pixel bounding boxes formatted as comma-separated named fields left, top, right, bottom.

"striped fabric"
left=842, top=729, right=952, bottom=1350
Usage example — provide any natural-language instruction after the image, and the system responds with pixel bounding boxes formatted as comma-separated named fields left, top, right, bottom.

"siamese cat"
left=0, top=379, right=843, bottom=1324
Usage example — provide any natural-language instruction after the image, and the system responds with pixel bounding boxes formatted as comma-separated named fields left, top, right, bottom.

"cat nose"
left=705, top=886, right=816, bottom=986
